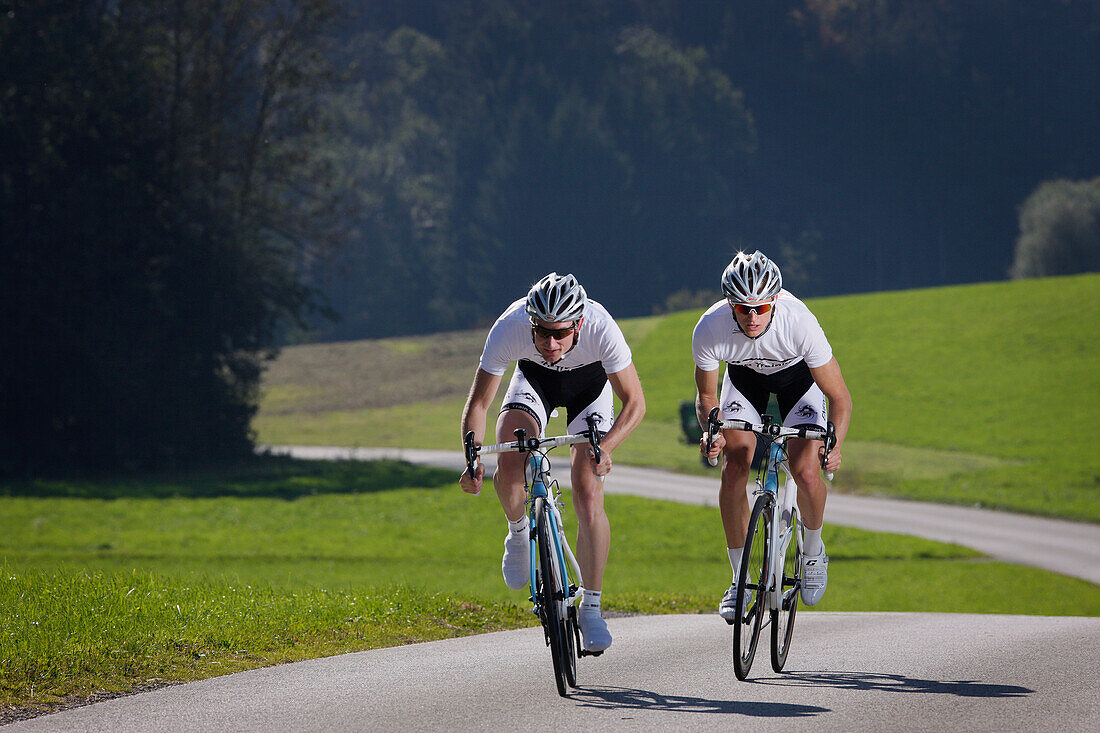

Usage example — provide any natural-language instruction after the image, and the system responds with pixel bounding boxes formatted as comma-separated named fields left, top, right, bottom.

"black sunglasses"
left=531, top=321, right=578, bottom=340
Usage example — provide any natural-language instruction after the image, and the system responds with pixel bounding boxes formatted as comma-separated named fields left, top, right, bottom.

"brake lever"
left=463, top=430, right=479, bottom=478
left=584, top=414, right=603, bottom=464
left=821, top=421, right=837, bottom=481
left=705, top=407, right=721, bottom=467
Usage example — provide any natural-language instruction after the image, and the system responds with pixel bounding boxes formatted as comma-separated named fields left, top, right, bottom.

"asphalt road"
left=11, top=446, right=1096, bottom=731
left=11, top=613, right=1099, bottom=732
left=266, top=445, right=1100, bottom=584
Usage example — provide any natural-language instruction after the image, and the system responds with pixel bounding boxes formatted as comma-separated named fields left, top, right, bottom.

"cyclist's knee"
left=791, top=460, right=824, bottom=491
left=573, top=495, right=607, bottom=528
left=721, top=444, right=752, bottom=477
left=493, top=451, right=526, bottom=487
left=570, top=478, right=606, bottom=522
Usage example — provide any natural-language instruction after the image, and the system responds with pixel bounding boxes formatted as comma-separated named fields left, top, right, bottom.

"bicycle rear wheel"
left=771, top=509, right=802, bottom=672
left=535, top=501, right=570, bottom=696
left=733, top=494, right=771, bottom=681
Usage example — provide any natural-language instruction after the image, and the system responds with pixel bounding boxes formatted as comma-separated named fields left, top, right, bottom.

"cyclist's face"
left=531, top=318, right=580, bottom=361
left=730, top=299, right=773, bottom=337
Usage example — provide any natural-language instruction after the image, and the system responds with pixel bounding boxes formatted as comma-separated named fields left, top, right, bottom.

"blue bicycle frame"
left=526, top=453, right=581, bottom=608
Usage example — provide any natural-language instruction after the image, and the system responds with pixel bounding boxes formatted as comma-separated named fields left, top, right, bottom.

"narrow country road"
left=10, top=614, right=1099, bottom=732
left=266, top=445, right=1100, bottom=584
left=9, top=446, right=1097, bottom=731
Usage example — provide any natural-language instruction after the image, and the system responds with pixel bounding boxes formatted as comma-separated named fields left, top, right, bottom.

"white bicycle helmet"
left=721, top=250, right=783, bottom=303
left=525, top=272, right=587, bottom=323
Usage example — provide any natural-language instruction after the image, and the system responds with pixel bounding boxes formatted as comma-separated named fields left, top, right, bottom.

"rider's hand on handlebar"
left=460, top=462, right=484, bottom=495
left=819, top=445, right=842, bottom=474
left=700, top=431, right=724, bottom=464
left=587, top=446, right=613, bottom=477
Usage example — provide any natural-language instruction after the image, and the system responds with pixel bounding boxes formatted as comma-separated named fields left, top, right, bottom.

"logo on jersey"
left=732, top=357, right=799, bottom=371
left=724, top=399, right=744, bottom=414
left=796, top=404, right=817, bottom=420
left=587, top=412, right=605, bottom=428
left=540, top=359, right=574, bottom=372
left=517, top=391, right=538, bottom=404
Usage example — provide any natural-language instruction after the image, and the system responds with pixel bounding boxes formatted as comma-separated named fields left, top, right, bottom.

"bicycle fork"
left=526, top=458, right=583, bottom=617
left=773, top=474, right=802, bottom=612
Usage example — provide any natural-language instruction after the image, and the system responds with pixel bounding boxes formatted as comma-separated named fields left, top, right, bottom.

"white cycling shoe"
left=718, top=582, right=751, bottom=623
left=801, top=551, right=829, bottom=606
left=578, top=608, right=612, bottom=652
left=501, top=531, right=529, bottom=590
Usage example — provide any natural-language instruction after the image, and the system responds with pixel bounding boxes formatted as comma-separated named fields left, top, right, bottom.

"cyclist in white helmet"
left=692, top=250, right=852, bottom=616
left=460, top=272, right=646, bottom=652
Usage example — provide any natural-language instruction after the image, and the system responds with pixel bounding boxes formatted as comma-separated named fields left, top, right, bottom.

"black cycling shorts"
left=721, top=361, right=827, bottom=430
left=501, top=360, right=614, bottom=435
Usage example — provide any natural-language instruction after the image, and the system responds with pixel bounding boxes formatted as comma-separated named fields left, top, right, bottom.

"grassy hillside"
left=256, top=274, right=1100, bottom=521
left=7, top=276, right=1096, bottom=714
left=5, top=458, right=1097, bottom=710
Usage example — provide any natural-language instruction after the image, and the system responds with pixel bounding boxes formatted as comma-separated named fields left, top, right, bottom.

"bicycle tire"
left=771, top=508, right=801, bottom=672
left=556, top=526, right=577, bottom=687
left=564, top=602, right=578, bottom=687
left=535, top=501, right=570, bottom=696
left=733, top=494, right=771, bottom=681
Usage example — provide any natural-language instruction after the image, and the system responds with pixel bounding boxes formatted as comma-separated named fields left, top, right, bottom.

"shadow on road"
left=749, top=670, right=1033, bottom=698
left=571, top=685, right=828, bottom=717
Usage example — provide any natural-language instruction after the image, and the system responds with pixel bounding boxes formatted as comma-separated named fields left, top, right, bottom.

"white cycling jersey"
left=479, top=298, right=633, bottom=376
left=691, top=290, right=832, bottom=375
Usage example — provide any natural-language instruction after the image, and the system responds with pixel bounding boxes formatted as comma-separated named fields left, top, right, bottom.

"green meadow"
left=257, top=273, right=1100, bottom=522
left=5, top=457, right=1098, bottom=711
left=4, top=274, right=1098, bottom=714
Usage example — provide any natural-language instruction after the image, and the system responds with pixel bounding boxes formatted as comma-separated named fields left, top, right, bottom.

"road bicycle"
left=464, top=414, right=604, bottom=697
left=706, top=407, right=835, bottom=679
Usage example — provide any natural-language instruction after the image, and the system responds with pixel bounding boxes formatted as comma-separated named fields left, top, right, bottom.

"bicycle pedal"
left=724, top=618, right=735, bottom=626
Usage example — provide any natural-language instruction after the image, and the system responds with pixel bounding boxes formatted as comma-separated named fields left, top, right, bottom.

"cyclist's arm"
left=460, top=367, right=502, bottom=450
left=808, top=356, right=852, bottom=456
left=694, top=366, right=725, bottom=457
left=600, top=363, right=646, bottom=453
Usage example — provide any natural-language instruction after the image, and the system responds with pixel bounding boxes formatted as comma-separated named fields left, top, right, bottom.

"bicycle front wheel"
left=733, top=494, right=771, bottom=681
left=771, top=508, right=802, bottom=672
left=564, top=601, right=578, bottom=687
left=535, top=501, right=570, bottom=696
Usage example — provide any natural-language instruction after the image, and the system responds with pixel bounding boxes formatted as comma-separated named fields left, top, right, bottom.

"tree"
left=1010, top=178, right=1100, bottom=279
left=0, top=1, right=344, bottom=473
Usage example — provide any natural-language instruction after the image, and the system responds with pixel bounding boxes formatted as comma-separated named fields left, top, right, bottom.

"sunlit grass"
left=2, top=458, right=1097, bottom=712
left=256, top=273, right=1100, bottom=521
left=0, top=567, right=529, bottom=709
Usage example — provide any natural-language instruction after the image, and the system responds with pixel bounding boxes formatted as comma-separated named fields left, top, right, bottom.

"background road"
left=11, top=613, right=1099, bottom=732
left=10, top=447, right=1097, bottom=730
left=267, top=446, right=1100, bottom=584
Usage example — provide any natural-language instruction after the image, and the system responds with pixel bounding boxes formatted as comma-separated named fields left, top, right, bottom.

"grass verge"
left=256, top=274, right=1100, bottom=521
left=2, top=458, right=1097, bottom=715
left=0, top=568, right=529, bottom=715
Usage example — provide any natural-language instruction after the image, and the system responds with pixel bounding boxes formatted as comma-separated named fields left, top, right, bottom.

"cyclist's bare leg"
left=719, top=428, right=757, bottom=547
left=569, top=444, right=609, bottom=591
left=493, top=408, right=540, bottom=522
left=788, top=437, right=826, bottom=530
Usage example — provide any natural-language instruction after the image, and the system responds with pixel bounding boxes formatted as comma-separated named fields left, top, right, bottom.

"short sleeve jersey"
left=478, top=298, right=633, bottom=376
left=691, top=290, right=832, bottom=375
